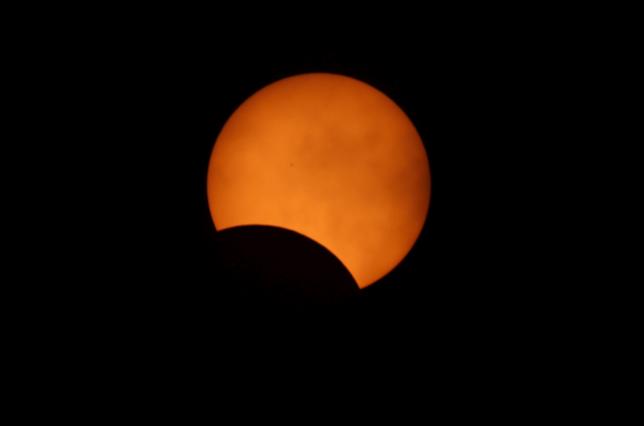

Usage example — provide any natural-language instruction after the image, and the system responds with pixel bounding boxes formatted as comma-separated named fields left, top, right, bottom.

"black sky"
left=8, top=9, right=611, bottom=411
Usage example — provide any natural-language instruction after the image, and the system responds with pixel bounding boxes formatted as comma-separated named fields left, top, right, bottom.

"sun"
left=207, top=73, right=430, bottom=288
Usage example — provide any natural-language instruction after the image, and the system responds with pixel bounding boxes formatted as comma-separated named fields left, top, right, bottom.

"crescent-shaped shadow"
left=211, top=225, right=360, bottom=304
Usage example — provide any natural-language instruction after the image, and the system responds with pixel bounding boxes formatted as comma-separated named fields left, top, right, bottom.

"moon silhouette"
left=207, top=73, right=430, bottom=287
left=212, top=225, right=360, bottom=304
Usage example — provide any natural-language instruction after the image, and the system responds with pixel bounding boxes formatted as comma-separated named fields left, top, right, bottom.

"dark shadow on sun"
left=211, top=225, right=360, bottom=305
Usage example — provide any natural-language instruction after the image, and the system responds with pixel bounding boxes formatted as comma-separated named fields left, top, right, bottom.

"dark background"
left=9, top=8, right=613, bottom=410
left=10, top=10, right=613, bottom=411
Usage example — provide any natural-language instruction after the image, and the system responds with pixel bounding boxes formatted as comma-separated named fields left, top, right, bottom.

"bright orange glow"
left=207, top=73, right=430, bottom=288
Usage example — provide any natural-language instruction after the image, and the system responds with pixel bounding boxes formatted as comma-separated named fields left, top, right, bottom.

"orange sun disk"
left=207, top=73, right=430, bottom=288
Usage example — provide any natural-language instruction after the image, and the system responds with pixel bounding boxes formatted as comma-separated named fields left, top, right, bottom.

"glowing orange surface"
left=207, top=73, right=430, bottom=287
